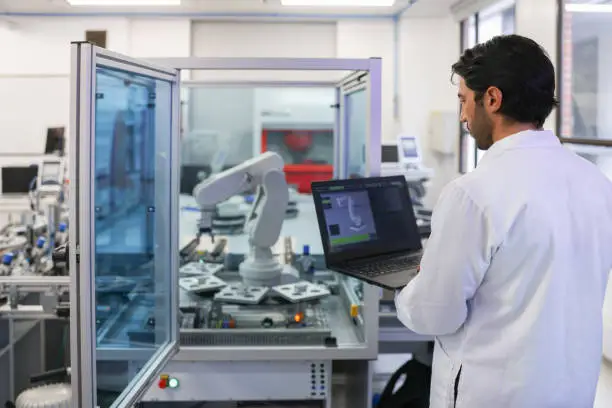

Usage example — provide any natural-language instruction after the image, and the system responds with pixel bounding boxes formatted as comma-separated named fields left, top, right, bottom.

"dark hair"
left=452, top=34, right=559, bottom=128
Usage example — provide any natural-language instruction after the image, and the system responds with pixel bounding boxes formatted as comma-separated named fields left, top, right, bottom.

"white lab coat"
left=395, top=130, right=612, bottom=408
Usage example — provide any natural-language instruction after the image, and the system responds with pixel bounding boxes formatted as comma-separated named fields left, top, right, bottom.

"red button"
left=158, top=379, right=167, bottom=389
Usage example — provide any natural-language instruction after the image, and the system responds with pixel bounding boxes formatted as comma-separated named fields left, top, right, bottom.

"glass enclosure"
left=181, top=85, right=336, bottom=195
left=71, top=43, right=179, bottom=408
left=93, top=66, right=175, bottom=406
left=174, top=72, right=378, bottom=360
left=72, top=54, right=381, bottom=408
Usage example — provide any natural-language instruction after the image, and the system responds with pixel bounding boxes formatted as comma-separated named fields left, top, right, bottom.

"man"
left=395, top=34, right=612, bottom=408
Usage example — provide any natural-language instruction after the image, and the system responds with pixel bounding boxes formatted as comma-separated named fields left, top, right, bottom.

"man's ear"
left=485, top=86, right=503, bottom=113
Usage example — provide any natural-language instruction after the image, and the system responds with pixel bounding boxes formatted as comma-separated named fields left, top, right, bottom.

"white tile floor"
left=595, top=359, right=612, bottom=407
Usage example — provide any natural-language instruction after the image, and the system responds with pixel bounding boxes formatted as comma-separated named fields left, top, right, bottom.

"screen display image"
left=313, top=177, right=422, bottom=260
left=322, top=190, right=377, bottom=250
left=401, top=137, right=419, bottom=159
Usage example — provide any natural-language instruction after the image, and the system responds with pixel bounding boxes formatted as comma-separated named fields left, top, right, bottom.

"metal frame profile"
left=69, top=42, right=180, bottom=408
left=147, top=56, right=382, bottom=362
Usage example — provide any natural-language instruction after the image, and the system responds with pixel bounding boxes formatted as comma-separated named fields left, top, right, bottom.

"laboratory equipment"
left=397, top=135, right=422, bottom=168
left=70, top=44, right=382, bottom=408
left=262, top=128, right=334, bottom=194
left=311, top=176, right=422, bottom=290
left=380, top=136, right=433, bottom=227
left=194, top=151, right=290, bottom=286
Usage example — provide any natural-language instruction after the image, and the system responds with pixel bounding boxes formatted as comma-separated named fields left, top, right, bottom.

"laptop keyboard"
left=350, top=254, right=421, bottom=278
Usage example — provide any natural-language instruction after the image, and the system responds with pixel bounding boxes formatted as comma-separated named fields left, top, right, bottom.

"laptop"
left=312, top=175, right=422, bottom=290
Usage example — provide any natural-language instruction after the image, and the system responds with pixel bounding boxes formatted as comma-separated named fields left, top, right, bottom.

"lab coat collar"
left=478, top=129, right=559, bottom=167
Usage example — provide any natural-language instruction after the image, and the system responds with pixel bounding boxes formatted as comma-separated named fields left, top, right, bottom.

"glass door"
left=338, top=71, right=378, bottom=179
left=70, top=42, right=180, bottom=408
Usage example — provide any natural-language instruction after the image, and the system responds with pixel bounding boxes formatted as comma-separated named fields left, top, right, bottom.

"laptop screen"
left=312, top=176, right=422, bottom=264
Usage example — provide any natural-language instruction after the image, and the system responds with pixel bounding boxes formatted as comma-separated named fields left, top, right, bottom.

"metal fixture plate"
left=272, top=281, right=331, bottom=303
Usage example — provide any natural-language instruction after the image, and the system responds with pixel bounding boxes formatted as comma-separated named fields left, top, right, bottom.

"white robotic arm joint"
left=193, top=152, right=289, bottom=286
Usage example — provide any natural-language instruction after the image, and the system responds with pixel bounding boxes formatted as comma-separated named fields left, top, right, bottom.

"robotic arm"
left=193, top=152, right=289, bottom=286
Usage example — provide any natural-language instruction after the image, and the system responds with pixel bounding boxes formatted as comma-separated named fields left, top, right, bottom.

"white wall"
left=399, top=16, right=460, bottom=206
left=0, top=17, right=190, bottom=165
left=515, top=0, right=558, bottom=131
left=336, top=20, right=396, bottom=141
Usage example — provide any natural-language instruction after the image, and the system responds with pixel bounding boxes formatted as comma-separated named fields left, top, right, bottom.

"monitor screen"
left=45, top=127, right=66, bottom=155
left=381, top=145, right=399, bottom=163
left=313, top=176, right=421, bottom=262
left=40, top=161, right=61, bottom=185
left=1, top=166, right=39, bottom=194
left=400, top=137, right=419, bottom=159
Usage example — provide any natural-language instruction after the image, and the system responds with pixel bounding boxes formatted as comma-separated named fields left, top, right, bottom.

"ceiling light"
left=67, top=0, right=181, bottom=6
left=281, top=0, right=396, bottom=7
left=565, top=4, right=612, bottom=13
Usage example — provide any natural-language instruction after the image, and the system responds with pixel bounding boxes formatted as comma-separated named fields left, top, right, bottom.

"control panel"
left=143, top=360, right=332, bottom=402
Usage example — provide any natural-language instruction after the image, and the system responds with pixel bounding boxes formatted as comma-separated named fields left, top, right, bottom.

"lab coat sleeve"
left=395, top=182, right=493, bottom=336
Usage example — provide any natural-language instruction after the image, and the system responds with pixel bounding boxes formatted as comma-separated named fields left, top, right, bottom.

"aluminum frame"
left=70, top=42, right=180, bottom=408
left=148, top=57, right=374, bottom=72
left=72, top=56, right=382, bottom=375
left=146, top=57, right=382, bottom=362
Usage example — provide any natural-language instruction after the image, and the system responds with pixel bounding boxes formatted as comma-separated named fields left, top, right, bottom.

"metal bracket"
left=213, top=285, right=269, bottom=305
left=179, top=262, right=223, bottom=277
left=272, top=281, right=331, bottom=303
left=178, top=275, right=227, bottom=294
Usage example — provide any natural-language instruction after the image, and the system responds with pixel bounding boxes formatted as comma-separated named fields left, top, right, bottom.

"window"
left=458, top=0, right=516, bottom=173
left=560, top=0, right=612, bottom=145
left=559, top=1, right=612, bottom=182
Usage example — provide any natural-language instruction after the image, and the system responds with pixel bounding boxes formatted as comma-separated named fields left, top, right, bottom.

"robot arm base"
left=239, top=246, right=284, bottom=287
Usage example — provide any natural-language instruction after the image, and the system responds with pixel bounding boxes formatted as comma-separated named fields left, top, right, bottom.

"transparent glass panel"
left=177, top=79, right=369, bottom=352
left=345, top=89, right=367, bottom=178
left=93, top=66, right=173, bottom=407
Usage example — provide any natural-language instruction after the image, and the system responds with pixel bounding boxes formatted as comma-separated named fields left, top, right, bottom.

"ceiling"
left=0, top=0, right=456, bottom=18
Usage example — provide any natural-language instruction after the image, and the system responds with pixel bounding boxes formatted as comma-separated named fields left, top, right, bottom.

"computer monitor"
left=37, top=160, right=64, bottom=195
left=397, top=135, right=421, bottom=165
left=1, top=166, right=39, bottom=194
left=44, top=127, right=66, bottom=156
left=381, top=144, right=399, bottom=163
